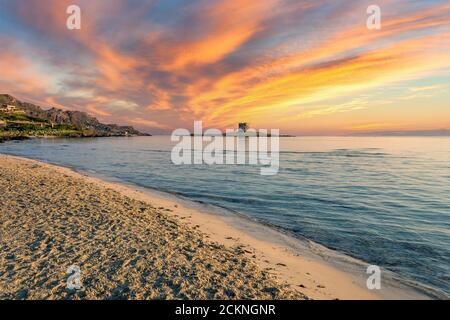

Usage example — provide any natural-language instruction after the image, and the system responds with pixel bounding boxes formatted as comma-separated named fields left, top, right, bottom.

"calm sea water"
left=1, top=136, right=449, bottom=297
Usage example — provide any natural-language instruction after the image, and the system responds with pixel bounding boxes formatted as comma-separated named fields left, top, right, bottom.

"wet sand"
left=0, top=155, right=428, bottom=300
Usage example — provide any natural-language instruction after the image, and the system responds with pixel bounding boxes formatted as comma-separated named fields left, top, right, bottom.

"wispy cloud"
left=1, top=0, right=449, bottom=133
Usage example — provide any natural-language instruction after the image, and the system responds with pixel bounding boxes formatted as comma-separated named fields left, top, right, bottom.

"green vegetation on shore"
left=0, top=113, right=91, bottom=142
left=1, top=94, right=149, bottom=142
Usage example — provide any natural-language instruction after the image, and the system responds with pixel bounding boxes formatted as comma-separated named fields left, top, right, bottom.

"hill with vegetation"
left=0, top=94, right=149, bottom=142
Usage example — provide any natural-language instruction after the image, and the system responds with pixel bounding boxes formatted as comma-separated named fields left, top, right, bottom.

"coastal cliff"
left=0, top=94, right=149, bottom=141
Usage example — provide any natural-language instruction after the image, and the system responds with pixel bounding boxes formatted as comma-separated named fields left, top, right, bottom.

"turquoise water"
left=1, top=136, right=449, bottom=297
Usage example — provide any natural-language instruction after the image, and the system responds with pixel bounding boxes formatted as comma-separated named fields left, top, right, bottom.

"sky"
left=0, top=0, right=449, bottom=135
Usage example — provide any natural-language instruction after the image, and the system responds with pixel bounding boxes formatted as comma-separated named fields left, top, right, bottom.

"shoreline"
left=0, top=154, right=435, bottom=300
left=1, top=154, right=303, bottom=299
left=75, top=171, right=436, bottom=300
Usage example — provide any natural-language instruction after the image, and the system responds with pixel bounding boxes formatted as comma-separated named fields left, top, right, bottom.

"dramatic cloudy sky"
left=0, top=0, right=449, bottom=134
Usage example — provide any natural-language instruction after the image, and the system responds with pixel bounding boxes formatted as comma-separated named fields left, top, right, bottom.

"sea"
left=1, top=136, right=449, bottom=298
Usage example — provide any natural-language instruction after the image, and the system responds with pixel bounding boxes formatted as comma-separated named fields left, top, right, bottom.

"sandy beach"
left=0, top=154, right=429, bottom=300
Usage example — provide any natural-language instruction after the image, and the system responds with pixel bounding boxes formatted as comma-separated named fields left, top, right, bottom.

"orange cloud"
left=3, top=0, right=450, bottom=133
left=170, top=2, right=450, bottom=129
left=126, top=117, right=170, bottom=130
left=0, top=51, right=50, bottom=95
left=185, top=32, right=450, bottom=128
left=153, top=0, right=279, bottom=70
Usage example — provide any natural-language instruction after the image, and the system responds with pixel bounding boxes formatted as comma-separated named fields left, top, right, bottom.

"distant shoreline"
left=0, top=133, right=148, bottom=144
left=1, top=94, right=151, bottom=142
left=3, top=133, right=450, bottom=144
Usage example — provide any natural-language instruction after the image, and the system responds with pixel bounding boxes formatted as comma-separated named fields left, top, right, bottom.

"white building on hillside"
left=0, top=104, right=24, bottom=114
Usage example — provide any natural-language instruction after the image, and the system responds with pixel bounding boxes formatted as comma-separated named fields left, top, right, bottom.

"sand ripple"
left=0, top=156, right=305, bottom=300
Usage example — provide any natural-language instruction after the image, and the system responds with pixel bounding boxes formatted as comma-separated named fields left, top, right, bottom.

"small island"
left=0, top=94, right=149, bottom=143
